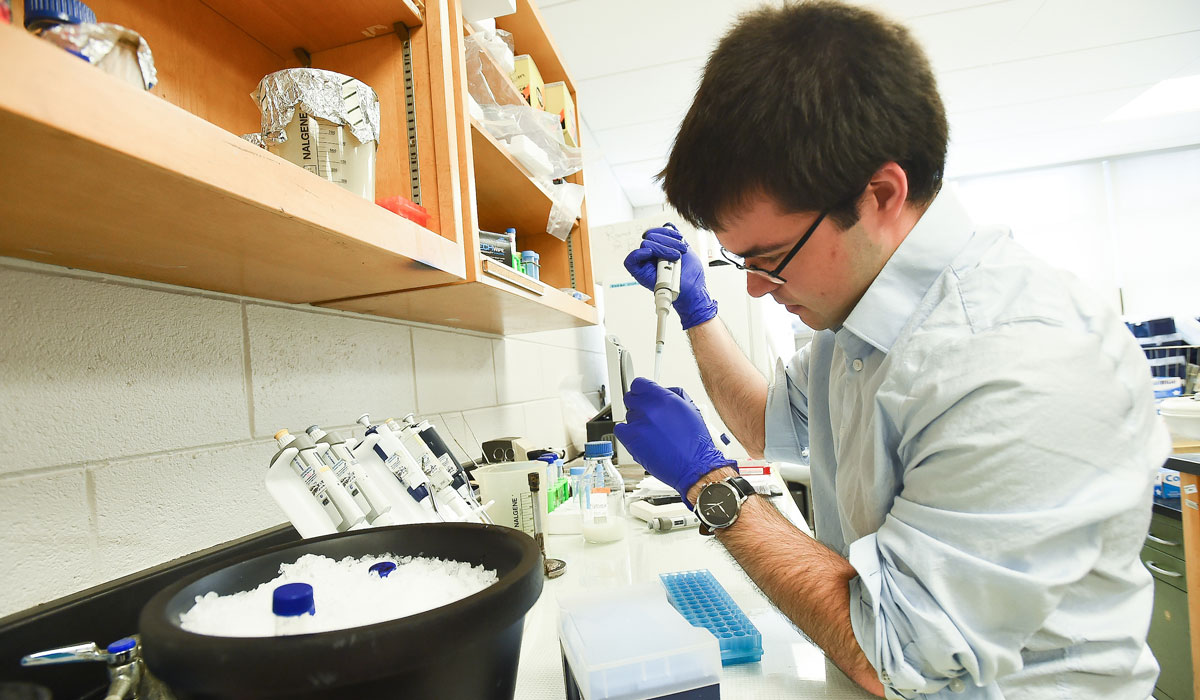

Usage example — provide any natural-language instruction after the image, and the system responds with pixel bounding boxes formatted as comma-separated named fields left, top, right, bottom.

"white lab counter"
left=513, top=487, right=876, bottom=699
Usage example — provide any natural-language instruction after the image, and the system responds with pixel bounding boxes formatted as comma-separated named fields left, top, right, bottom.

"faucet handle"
left=21, top=641, right=107, bottom=666
left=21, top=637, right=139, bottom=667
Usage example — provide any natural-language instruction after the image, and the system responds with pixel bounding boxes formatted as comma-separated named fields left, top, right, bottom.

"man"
left=613, top=2, right=1170, bottom=698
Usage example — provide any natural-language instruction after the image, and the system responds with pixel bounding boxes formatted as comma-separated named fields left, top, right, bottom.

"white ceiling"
left=538, top=0, right=1200, bottom=209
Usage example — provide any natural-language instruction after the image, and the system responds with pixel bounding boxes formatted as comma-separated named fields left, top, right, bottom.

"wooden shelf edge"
left=1, top=28, right=465, bottom=303
left=1174, top=439, right=1200, bottom=455
left=318, top=277, right=597, bottom=335
left=197, top=0, right=424, bottom=60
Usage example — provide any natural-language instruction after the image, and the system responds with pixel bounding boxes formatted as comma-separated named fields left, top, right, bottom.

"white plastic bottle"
left=390, top=417, right=481, bottom=522
left=355, top=414, right=441, bottom=522
left=580, top=441, right=626, bottom=543
left=266, top=430, right=345, bottom=537
left=273, top=582, right=317, bottom=636
left=307, top=425, right=397, bottom=527
left=287, top=431, right=367, bottom=531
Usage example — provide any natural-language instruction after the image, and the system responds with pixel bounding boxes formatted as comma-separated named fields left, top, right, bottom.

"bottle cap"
left=505, top=227, right=516, bottom=234
left=369, top=561, right=397, bottom=578
left=584, top=441, right=613, bottom=458
left=569, top=466, right=586, bottom=476
left=105, top=637, right=137, bottom=654
left=535, top=453, right=557, bottom=464
left=272, top=582, right=316, bottom=617
left=24, top=0, right=95, bottom=30
left=521, top=250, right=539, bottom=262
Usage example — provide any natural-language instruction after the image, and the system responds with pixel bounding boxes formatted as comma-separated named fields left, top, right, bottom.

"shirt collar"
left=839, top=188, right=975, bottom=354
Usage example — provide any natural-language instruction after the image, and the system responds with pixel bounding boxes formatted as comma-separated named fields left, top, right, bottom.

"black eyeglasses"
left=718, top=209, right=830, bottom=285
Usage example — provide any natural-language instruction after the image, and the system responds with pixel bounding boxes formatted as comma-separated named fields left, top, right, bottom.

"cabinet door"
left=1148, top=570, right=1193, bottom=700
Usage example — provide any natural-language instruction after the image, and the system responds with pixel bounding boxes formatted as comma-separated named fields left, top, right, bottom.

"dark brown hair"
left=661, top=1, right=948, bottom=230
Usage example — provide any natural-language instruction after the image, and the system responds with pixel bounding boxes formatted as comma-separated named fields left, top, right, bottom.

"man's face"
left=715, top=193, right=883, bottom=331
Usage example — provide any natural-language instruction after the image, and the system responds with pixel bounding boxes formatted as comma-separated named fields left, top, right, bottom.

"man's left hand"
left=614, top=378, right=735, bottom=501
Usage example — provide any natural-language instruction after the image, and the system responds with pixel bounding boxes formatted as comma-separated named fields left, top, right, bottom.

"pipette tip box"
left=660, top=570, right=763, bottom=666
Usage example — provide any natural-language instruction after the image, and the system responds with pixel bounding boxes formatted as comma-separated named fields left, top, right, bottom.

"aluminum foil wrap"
left=41, top=22, right=157, bottom=90
left=252, top=68, right=381, bottom=147
left=240, top=133, right=266, bottom=149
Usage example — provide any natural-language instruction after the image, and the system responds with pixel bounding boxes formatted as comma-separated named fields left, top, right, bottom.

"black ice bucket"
left=139, top=523, right=543, bottom=699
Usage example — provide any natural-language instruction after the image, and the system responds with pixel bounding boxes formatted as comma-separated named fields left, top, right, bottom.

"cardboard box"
left=511, top=54, right=545, bottom=110
left=543, top=81, right=578, bottom=147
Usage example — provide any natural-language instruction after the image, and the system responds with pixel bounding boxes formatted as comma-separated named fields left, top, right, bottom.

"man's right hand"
left=622, top=224, right=718, bottom=330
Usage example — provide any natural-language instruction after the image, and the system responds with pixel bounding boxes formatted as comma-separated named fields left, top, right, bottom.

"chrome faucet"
left=21, top=636, right=175, bottom=700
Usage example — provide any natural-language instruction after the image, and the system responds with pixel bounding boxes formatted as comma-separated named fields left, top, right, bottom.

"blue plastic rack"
left=660, top=570, right=763, bottom=665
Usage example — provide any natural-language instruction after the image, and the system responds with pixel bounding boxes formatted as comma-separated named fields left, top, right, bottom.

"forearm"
left=689, top=469, right=885, bottom=697
left=686, top=318, right=768, bottom=457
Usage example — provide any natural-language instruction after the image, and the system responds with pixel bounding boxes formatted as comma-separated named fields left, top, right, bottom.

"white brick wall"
left=0, top=257, right=604, bottom=618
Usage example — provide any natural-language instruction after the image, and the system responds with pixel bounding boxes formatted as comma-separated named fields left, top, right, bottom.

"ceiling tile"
left=575, top=59, right=704, bottom=131
left=939, top=31, right=1200, bottom=114
left=591, top=117, right=681, bottom=165
left=946, top=110, right=1200, bottom=176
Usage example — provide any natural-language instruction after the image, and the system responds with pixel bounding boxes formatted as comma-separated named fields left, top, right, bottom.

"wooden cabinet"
left=0, top=0, right=596, bottom=335
left=1145, top=512, right=1193, bottom=700
left=321, top=0, right=598, bottom=334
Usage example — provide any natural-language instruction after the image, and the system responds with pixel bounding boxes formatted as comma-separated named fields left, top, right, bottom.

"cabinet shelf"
left=470, top=119, right=574, bottom=238
left=319, top=268, right=598, bottom=335
left=0, top=27, right=464, bottom=304
left=199, top=0, right=425, bottom=59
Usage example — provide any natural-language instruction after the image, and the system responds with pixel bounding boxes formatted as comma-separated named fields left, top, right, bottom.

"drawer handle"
left=1146, top=561, right=1184, bottom=578
left=1147, top=534, right=1179, bottom=547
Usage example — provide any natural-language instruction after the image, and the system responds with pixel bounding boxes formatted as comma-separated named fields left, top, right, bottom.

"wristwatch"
left=695, top=475, right=756, bottom=536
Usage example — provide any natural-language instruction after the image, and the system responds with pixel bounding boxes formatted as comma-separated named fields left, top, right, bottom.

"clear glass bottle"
left=580, top=441, right=625, bottom=543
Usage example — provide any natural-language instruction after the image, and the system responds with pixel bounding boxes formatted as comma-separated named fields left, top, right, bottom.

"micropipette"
left=653, top=223, right=683, bottom=383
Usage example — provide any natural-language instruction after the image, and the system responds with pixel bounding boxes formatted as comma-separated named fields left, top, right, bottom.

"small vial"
left=273, top=582, right=316, bottom=636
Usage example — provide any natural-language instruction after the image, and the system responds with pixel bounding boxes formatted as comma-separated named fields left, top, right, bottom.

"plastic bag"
left=547, top=182, right=586, bottom=240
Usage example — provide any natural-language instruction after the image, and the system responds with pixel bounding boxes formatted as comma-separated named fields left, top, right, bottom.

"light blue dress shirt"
left=763, top=190, right=1171, bottom=699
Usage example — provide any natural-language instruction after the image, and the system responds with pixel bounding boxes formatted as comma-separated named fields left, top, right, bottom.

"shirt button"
left=948, top=677, right=966, bottom=693
left=852, top=358, right=864, bottom=372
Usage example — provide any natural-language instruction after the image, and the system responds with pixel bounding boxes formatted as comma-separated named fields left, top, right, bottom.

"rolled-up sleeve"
left=763, top=344, right=811, bottom=464
left=846, top=324, right=1168, bottom=698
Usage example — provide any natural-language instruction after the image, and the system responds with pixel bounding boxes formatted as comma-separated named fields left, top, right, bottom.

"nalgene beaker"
left=253, top=68, right=381, bottom=200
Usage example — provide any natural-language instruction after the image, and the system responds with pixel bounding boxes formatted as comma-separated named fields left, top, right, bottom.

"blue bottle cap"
left=521, top=250, right=539, bottom=262
left=272, top=582, right=316, bottom=617
left=505, top=227, right=516, bottom=234
left=584, top=441, right=613, bottom=458
left=569, top=466, right=586, bottom=476
left=24, top=0, right=95, bottom=29
left=535, top=453, right=557, bottom=464
left=369, top=561, right=397, bottom=578
left=105, top=637, right=137, bottom=654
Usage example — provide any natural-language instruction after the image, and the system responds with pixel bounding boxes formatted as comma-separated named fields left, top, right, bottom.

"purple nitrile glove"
left=622, top=224, right=718, bottom=330
left=613, top=377, right=735, bottom=502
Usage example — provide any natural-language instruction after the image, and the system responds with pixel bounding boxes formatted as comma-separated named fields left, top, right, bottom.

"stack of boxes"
left=478, top=36, right=580, bottom=282
left=510, top=54, right=577, bottom=147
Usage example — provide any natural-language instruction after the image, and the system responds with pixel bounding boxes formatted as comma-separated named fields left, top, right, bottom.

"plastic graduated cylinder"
left=308, top=425, right=397, bottom=527
left=352, top=415, right=441, bottom=524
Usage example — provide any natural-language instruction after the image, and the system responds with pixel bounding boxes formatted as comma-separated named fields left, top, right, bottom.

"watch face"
left=697, top=483, right=739, bottom=528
